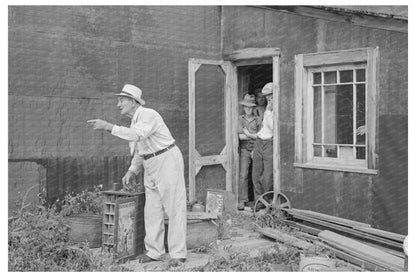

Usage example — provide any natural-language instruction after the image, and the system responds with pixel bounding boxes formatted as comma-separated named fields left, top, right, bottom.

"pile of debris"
left=255, top=208, right=406, bottom=271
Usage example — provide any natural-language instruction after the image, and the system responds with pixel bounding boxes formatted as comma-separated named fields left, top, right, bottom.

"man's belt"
left=142, top=144, right=175, bottom=160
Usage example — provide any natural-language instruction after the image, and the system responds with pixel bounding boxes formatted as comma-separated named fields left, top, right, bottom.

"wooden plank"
left=256, top=227, right=314, bottom=250
left=284, top=220, right=321, bottom=236
left=319, top=230, right=404, bottom=271
left=189, top=58, right=227, bottom=66
left=234, top=58, right=272, bottom=67
left=303, top=48, right=368, bottom=67
left=352, top=225, right=406, bottom=243
left=289, top=208, right=371, bottom=228
left=230, top=63, right=239, bottom=195
left=272, top=56, right=281, bottom=196
left=224, top=61, right=232, bottom=192
left=287, top=210, right=403, bottom=249
left=366, top=47, right=379, bottom=170
left=294, top=54, right=303, bottom=164
left=188, top=60, right=196, bottom=203
left=360, top=240, right=406, bottom=259
left=224, top=48, right=281, bottom=61
left=318, top=242, right=385, bottom=271
left=195, top=154, right=227, bottom=166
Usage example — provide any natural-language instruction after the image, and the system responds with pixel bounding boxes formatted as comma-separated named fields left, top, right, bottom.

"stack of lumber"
left=282, top=208, right=406, bottom=271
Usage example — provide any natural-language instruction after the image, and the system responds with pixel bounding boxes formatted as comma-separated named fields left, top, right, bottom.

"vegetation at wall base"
left=8, top=186, right=128, bottom=272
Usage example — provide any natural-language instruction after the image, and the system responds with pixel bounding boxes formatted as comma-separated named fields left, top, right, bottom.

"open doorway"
left=237, top=64, right=272, bottom=204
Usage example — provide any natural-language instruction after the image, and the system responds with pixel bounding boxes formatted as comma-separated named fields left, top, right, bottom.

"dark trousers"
left=252, top=138, right=273, bottom=201
left=238, top=148, right=252, bottom=202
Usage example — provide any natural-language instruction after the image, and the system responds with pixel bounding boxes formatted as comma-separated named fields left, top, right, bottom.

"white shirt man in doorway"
left=87, top=84, right=187, bottom=265
left=244, top=82, right=274, bottom=204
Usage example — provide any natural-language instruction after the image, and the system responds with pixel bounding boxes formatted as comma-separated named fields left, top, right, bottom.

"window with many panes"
left=294, top=48, right=378, bottom=174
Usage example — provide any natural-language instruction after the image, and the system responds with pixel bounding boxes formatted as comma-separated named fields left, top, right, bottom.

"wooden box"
left=205, top=189, right=236, bottom=216
left=101, top=190, right=145, bottom=260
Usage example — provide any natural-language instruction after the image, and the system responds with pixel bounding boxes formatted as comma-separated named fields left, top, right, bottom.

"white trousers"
left=142, top=145, right=187, bottom=259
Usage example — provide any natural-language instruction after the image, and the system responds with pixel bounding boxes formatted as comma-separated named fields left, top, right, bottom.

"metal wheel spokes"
left=275, top=192, right=291, bottom=209
left=254, top=191, right=291, bottom=216
left=254, top=191, right=274, bottom=214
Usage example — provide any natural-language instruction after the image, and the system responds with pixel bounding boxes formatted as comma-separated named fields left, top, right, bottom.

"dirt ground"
left=121, top=210, right=359, bottom=272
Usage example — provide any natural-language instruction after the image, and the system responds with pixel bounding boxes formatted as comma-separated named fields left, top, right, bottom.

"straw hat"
left=239, top=94, right=256, bottom=107
left=115, top=84, right=146, bottom=105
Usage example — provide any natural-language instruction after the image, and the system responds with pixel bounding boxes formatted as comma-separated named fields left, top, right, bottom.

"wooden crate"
left=102, top=190, right=145, bottom=260
left=205, top=189, right=236, bottom=216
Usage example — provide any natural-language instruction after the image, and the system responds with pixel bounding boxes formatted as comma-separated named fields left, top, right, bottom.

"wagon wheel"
left=253, top=191, right=291, bottom=216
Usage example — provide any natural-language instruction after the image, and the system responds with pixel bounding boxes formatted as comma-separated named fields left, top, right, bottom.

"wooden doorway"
left=188, top=48, right=281, bottom=206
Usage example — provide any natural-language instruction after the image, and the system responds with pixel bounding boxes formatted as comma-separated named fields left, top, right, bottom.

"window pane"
left=339, top=146, right=354, bottom=159
left=313, top=145, right=322, bottom=157
left=324, top=71, right=336, bottom=84
left=356, top=69, right=366, bottom=82
left=356, top=147, right=365, bottom=160
left=324, top=86, right=337, bottom=144
left=340, top=70, right=353, bottom=83
left=356, top=84, right=366, bottom=145
left=313, top=72, right=321, bottom=84
left=324, top=145, right=337, bottom=158
left=313, top=87, right=322, bottom=143
left=336, top=85, right=353, bottom=144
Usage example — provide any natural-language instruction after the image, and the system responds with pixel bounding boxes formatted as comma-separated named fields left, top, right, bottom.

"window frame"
left=294, top=47, right=379, bottom=175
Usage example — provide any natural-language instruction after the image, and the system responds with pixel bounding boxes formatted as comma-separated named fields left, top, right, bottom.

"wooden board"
left=352, top=225, right=406, bottom=243
left=318, top=242, right=385, bottom=271
left=318, top=230, right=404, bottom=271
left=224, top=48, right=281, bottom=61
left=256, top=227, right=314, bottom=250
left=287, top=210, right=403, bottom=249
left=288, top=208, right=371, bottom=228
left=283, top=220, right=321, bottom=236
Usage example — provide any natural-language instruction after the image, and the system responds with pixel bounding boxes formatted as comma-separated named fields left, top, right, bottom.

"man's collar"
left=132, top=105, right=143, bottom=121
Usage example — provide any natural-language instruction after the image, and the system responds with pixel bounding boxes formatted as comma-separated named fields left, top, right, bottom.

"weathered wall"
left=8, top=161, right=47, bottom=216
left=8, top=6, right=222, bottom=203
left=222, top=6, right=408, bottom=234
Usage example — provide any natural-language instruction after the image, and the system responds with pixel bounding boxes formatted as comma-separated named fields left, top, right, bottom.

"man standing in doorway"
left=87, top=84, right=187, bottom=265
left=244, top=82, right=274, bottom=204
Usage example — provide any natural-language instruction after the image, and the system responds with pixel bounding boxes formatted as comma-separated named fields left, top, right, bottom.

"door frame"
left=226, top=48, right=281, bottom=201
left=188, top=48, right=281, bottom=204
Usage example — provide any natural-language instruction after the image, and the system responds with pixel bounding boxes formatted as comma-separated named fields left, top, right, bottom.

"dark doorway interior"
left=237, top=63, right=273, bottom=202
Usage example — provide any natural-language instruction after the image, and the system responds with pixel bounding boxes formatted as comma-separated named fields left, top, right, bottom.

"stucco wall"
left=8, top=6, right=223, bottom=201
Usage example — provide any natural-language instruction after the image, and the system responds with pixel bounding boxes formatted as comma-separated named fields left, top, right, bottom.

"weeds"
left=8, top=185, right=126, bottom=271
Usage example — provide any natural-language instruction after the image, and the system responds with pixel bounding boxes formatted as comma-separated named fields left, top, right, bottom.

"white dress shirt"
left=111, top=106, right=175, bottom=173
left=257, top=109, right=273, bottom=140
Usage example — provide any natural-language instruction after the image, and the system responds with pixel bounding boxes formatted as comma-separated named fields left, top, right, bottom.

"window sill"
left=293, top=162, right=378, bottom=175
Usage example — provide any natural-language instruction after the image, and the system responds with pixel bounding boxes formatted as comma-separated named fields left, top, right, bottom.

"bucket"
left=66, top=214, right=102, bottom=248
left=299, top=256, right=335, bottom=272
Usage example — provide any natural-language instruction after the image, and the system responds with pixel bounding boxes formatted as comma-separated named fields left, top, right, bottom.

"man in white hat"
left=87, top=84, right=187, bottom=264
left=244, top=82, right=274, bottom=205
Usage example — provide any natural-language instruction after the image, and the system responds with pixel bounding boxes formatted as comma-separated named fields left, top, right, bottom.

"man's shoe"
left=169, top=258, right=186, bottom=267
left=138, top=254, right=158, bottom=263
left=237, top=201, right=246, bottom=210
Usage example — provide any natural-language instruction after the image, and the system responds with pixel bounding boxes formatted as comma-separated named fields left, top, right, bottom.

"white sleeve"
left=128, top=151, right=144, bottom=174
